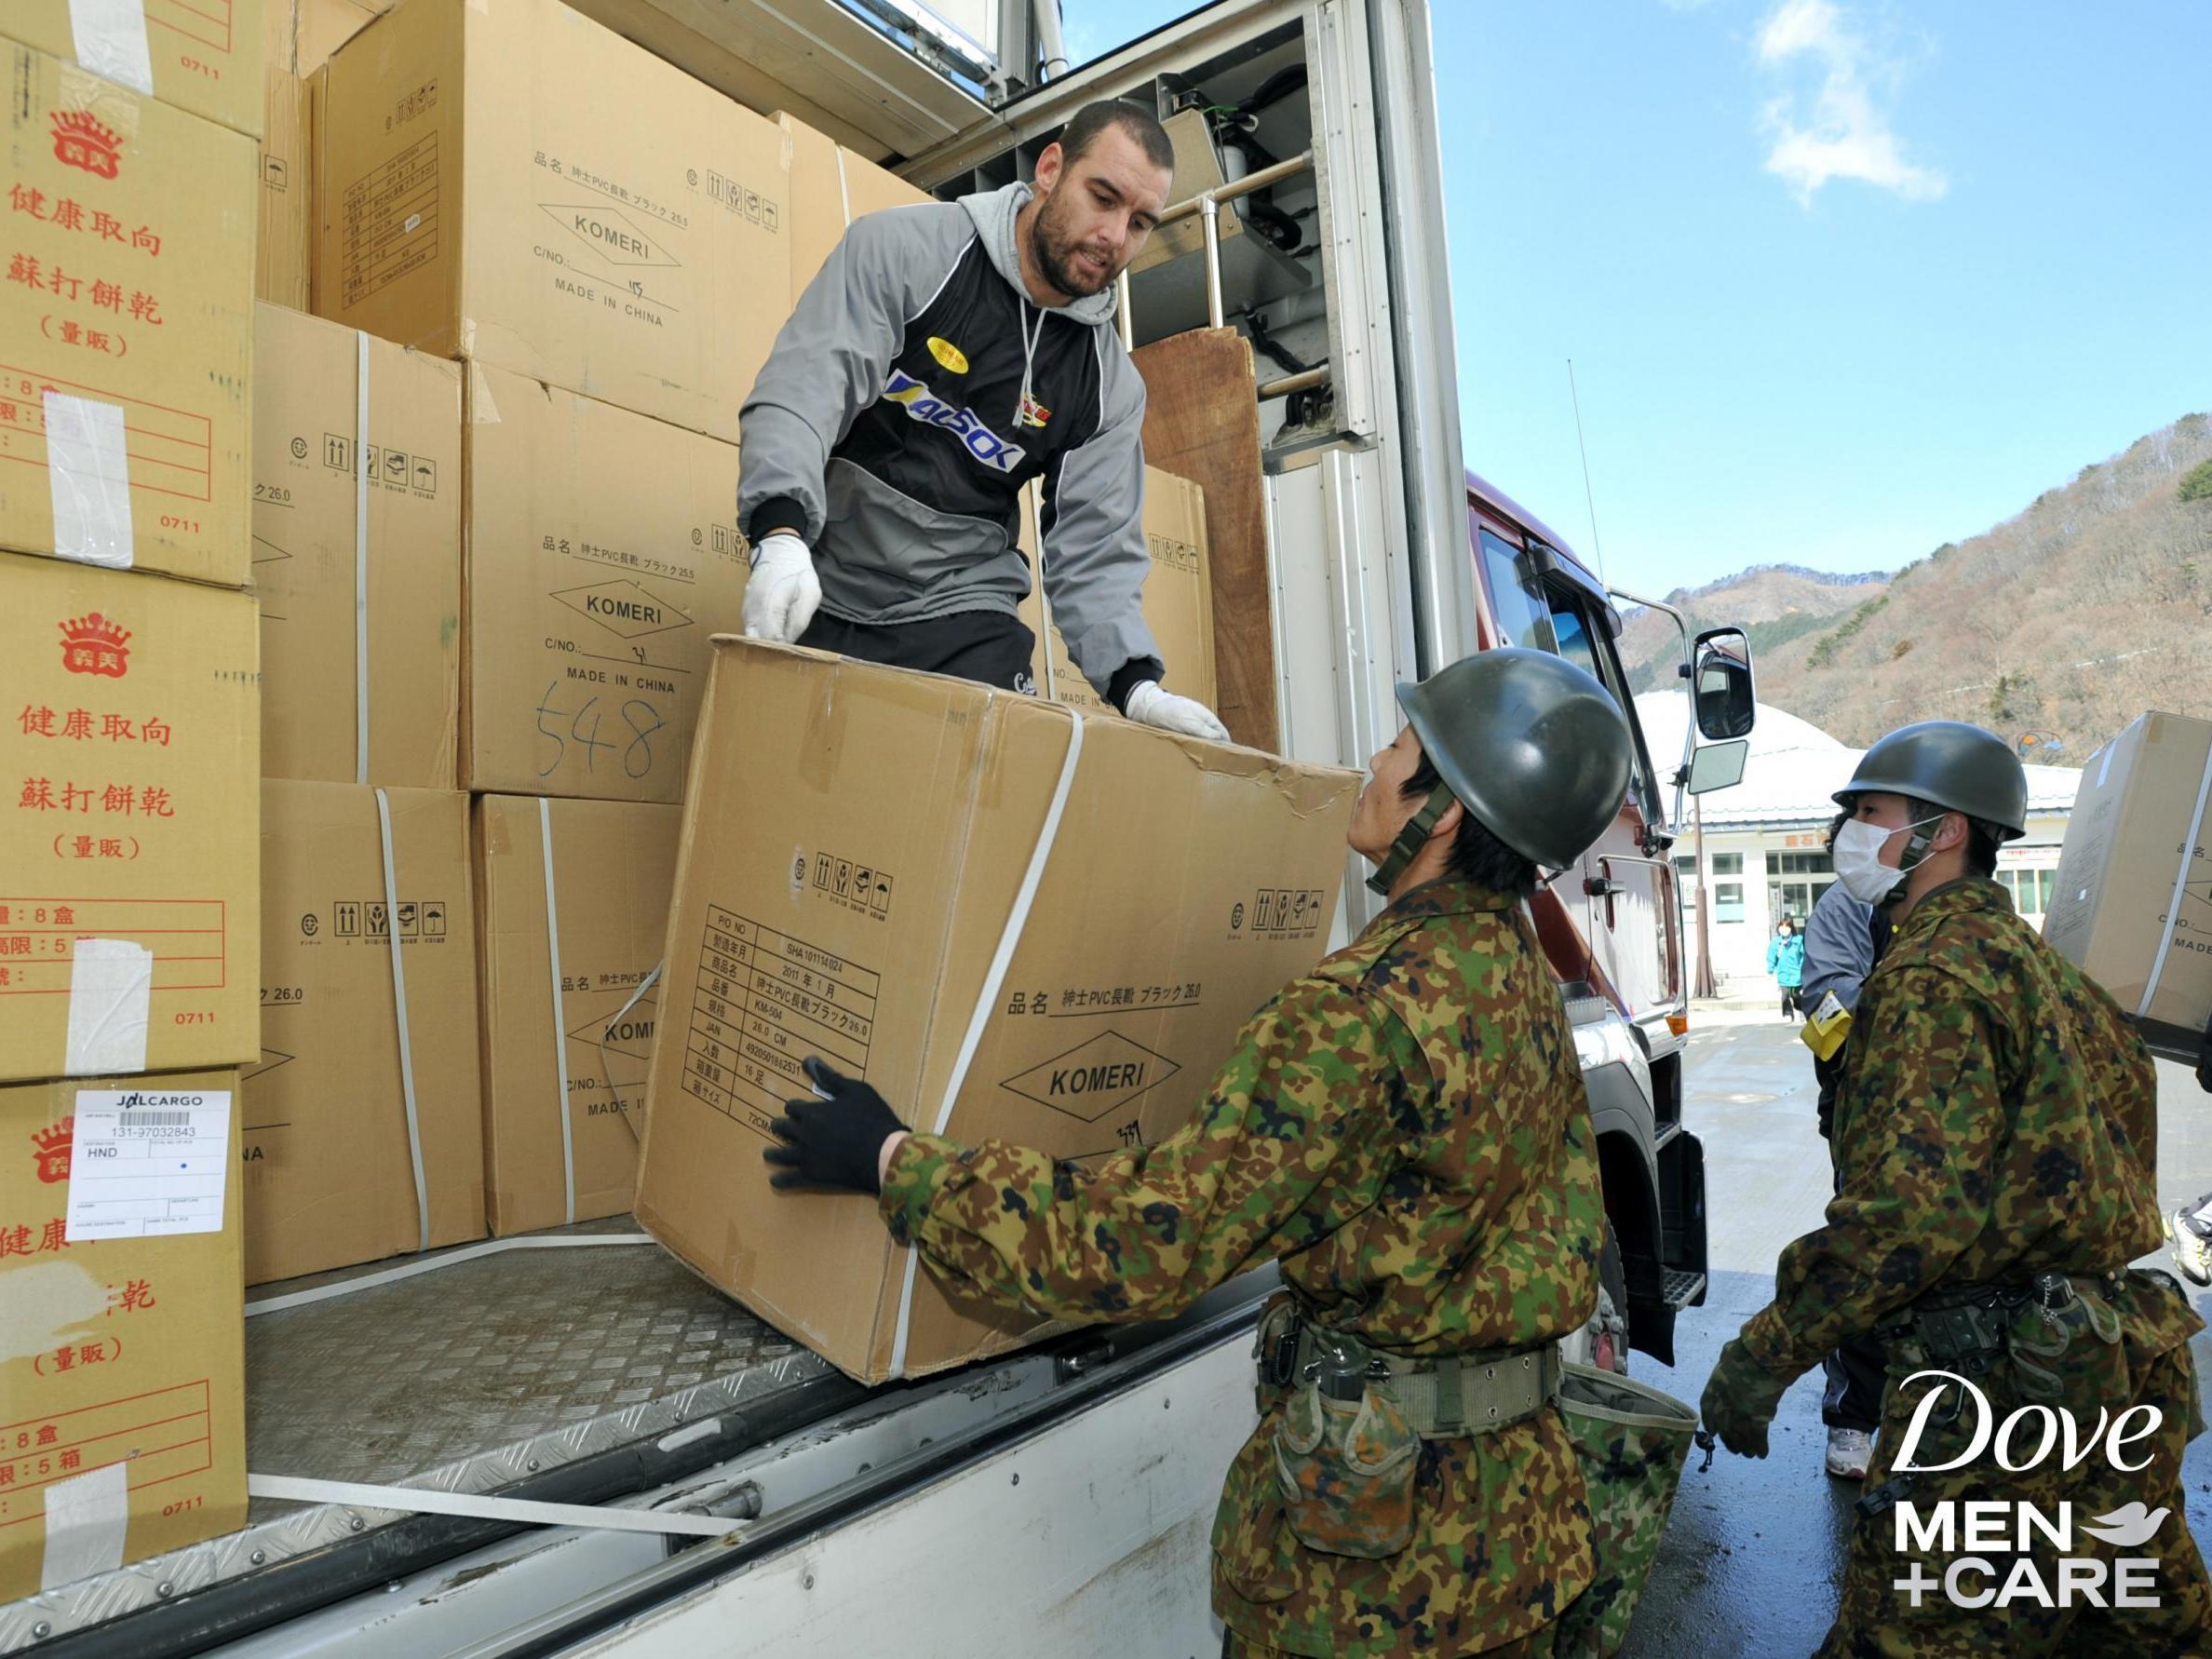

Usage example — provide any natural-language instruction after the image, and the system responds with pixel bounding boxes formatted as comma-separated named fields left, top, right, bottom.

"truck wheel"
left=1591, top=1234, right=1630, bottom=1375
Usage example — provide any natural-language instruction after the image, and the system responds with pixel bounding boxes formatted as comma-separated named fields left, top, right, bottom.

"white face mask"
left=1831, top=815, right=1946, bottom=905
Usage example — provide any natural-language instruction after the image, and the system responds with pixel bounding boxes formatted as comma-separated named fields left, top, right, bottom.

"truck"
left=0, top=1, right=1755, bottom=1652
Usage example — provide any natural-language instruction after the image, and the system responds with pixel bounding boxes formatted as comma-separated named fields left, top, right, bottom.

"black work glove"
left=763, top=1058, right=904, bottom=1195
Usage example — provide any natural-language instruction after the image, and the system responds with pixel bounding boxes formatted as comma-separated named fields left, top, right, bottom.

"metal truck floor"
left=3, top=1221, right=861, bottom=1655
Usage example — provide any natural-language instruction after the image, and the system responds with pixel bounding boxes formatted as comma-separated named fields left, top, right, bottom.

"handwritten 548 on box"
left=0, top=553, right=259, bottom=1085
left=0, top=41, right=255, bottom=587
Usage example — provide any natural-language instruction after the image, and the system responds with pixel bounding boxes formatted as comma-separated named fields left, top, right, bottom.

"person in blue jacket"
left=1766, top=915, right=1805, bottom=1019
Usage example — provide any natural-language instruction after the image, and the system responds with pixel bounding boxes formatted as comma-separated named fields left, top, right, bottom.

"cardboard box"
left=314, top=0, right=791, bottom=440
left=474, top=795, right=681, bottom=1235
left=0, top=1067, right=247, bottom=1599
left=636, top=641, right=1357, bottom=1382
left=4, top=2, right=264, bottom=139
left=0, top=554, right=259, bottom=1085
left=461, top=364, right=747, bottom=803
left=0, top=43, right=256, bottom=587
left=779, top=111, right=931, bottom=307
left=255, top=68, right=310, bottom=309
left=2043, top=711, right=2212, bottom=1049
left=245, top=782, right=481, bottom=1283
left=1016, top=469, right=1217, bottom=714
left=252, top=303, right=463, bottom=789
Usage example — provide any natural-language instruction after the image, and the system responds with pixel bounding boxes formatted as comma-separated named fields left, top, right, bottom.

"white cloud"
left=1754, top=0, right=1947, bottom=204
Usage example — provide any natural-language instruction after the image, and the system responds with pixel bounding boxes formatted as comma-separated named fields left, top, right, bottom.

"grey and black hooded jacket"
left=738, top=181, right=1163, bottom=702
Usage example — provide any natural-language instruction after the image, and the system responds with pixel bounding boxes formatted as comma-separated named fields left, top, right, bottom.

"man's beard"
left=1029, top=188, right=1116, bottom=298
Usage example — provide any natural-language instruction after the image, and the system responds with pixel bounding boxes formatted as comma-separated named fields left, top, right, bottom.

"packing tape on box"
left=41, top=1460, right=129, bottom=1592
left=886, top=708, right=1086, bottom=1381
left=245, top=1234, right=661, bottom=1315
left=2138, top=736, right=2212, bottom=1021
left=43, top=391, right=136, bottom=570
left=65, top=0, right=155, bottom=96
left=356, top=330, right=372, bottom=785
left=376, top=788, right=433, bottom=1253
left=63, top=938, right=151, bottom=1075
left=244, top=1473, right=741, bottom=1537
left=540, top=798, right=579, bottom=1223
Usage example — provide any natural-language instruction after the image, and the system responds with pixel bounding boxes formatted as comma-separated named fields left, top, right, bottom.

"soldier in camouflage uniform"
left=765, top=648, right=1637, bottom=1657
left=1701, top=721, right=2211, bottom=1656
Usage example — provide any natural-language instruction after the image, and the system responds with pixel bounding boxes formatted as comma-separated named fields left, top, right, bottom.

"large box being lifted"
left=313, top=0, right=791, bottom=440
left=246, top=782, right=483, bottom=1284
left=0, top=1068, right=246, bottom=1601
left=0, top=41, right=255, bottom=587
left=0, top=555, right=259, bottom=1084
left=2043, top=710, right=2212, bottom=1053
left=637, top=640, right=1358, bottom=1383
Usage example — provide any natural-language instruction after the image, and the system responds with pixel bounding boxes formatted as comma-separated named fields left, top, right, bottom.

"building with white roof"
left=1633, top=694, right=2084, bottom=993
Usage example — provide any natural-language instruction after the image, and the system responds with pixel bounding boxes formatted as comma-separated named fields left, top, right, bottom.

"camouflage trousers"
left=1818, top=1345, right=2211, bottom=1657
left=1223, top=1620, right=1565, bottom=1657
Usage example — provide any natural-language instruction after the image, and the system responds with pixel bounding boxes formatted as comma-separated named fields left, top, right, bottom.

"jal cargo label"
left=63, top=1087, right=232, bottom=1240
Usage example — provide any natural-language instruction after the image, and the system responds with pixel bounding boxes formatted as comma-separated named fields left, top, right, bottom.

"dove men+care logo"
left=1884, top=1369, right=2176, bottom=1612
left=879, top=370, right=1026, bottom=475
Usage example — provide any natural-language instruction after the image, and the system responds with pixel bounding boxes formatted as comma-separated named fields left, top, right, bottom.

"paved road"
left=1620, top=1015, right=2212, bottom=1656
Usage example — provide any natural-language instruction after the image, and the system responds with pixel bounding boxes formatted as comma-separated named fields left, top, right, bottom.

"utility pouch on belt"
left=1555, top=1363, right=1700, bottom=1659
left=2005, top=1271, right=2127, bottom=1408
left=1273, top=1372, right=1420, bottom=1559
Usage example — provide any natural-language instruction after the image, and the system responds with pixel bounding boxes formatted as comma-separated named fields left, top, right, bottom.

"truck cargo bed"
left=4, top=1224, right=866, bottom=1655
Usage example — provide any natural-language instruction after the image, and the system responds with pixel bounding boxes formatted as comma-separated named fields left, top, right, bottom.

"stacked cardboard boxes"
left=0, top=8, right=260, bottom=1595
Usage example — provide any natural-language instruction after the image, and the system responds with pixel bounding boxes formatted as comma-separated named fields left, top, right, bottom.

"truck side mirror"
left=1685, top=738, right=1747, bottom=795
left=1690, top=627, right=1755, bottom=740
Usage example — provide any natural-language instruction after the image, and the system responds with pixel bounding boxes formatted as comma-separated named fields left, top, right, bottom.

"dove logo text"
left=1891, top=1369, right=2162, bottom=1474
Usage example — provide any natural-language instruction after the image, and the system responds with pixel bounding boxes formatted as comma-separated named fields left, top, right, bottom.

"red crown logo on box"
left=50, top=111, right=124, bottom=180
left=33, top=1117, right=73, bottom=1184
left=59, top=613, right=131, bottom=678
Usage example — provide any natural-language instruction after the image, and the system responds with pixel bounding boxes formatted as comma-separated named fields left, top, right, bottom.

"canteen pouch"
left=1272, top=1379, right=1420, bottom=1559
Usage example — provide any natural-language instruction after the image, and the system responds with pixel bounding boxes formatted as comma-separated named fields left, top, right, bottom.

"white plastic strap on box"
left=376, top=788, right=433, bottom=1253
left=43, top=390, right=135, bottom=569
left=540, top=798, right=578, bottom=1223
left=243, top=1474, right=741, bottom=1538
left=836, top=148, right=853, bottom=226
left=65, top=0, right=155, bottom=96
left=355, top=331, right=372, bottom=785
left=244, top=1234, right=661, bottom=1316
left=885, top=711, right=1086, bottom=1380
left=2138, top=737, right=2212, bottom=1020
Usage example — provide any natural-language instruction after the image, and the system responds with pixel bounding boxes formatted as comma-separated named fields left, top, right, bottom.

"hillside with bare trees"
left=1625, top=414, right=2212, bottom=760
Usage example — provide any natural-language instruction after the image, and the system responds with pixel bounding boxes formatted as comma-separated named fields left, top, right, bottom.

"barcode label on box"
left=64, top=1089, right=232, bottom=1241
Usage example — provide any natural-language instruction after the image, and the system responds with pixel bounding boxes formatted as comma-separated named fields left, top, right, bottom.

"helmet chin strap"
left=1365, top=783, right=1458, bottom=898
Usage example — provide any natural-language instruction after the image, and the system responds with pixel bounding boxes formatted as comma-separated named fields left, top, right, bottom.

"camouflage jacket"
left=879, top=880, right=1605, bottom=1656
left=1738, top=877, right=2202, bottom=1377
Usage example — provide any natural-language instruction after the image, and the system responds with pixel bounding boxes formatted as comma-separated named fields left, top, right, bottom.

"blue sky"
left=1061, top=1, right=2212, bottom=595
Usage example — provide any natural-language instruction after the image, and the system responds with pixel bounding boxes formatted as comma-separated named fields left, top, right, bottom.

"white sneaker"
left=1826, top=1427, right=1874, bottom=1480
left=2169, top=1210, right=2212, bottom=1288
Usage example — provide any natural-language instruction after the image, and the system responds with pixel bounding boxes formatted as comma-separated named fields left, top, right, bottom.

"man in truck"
left=736, top=98, right=1229, bottom=744
left=1701, top=722, right=2210, bottom=1654
left=762, top=647, right=1636, bottom=1657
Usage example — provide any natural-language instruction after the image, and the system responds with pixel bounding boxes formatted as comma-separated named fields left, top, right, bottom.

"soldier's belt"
left=1878, top=1271, right=2124, bottom=1372
left=1258, top=1303, right=1561, bottom=1438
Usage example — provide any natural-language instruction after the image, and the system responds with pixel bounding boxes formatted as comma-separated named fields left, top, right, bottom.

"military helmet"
left=1396, top=647, right=1634, bottom=870
left=1831, top=720, right=2028, bottom=840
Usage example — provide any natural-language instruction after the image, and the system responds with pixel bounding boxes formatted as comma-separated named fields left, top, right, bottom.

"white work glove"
left=742, top=532, right=821, bottom=643
left=1124, top=681, right=1231, bottom=744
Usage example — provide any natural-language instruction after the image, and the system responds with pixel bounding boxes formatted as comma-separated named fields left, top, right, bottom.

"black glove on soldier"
left=763, top=1057, right=904, bottom=1194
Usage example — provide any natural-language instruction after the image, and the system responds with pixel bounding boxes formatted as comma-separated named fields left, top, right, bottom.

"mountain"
left=1621, top=565, right=1893, bottom=696
left=1625, top=414, right=2212, bottom=760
